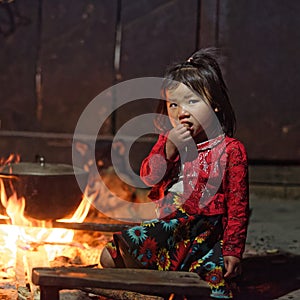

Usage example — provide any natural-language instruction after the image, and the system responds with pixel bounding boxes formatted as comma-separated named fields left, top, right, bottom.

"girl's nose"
left=178, top=105, right=189, bottom=118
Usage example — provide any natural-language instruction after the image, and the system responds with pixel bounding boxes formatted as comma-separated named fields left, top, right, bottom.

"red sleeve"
left=222, top=140, right=249, bottom=259
left=140, top=133, right=179, bottom=187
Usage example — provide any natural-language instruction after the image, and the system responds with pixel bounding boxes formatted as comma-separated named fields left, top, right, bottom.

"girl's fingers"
left=174, top=126, right=191, bottom=139
left=224, top=256, right=241, bottom=278
left=175, top=124, right=188, bottom=134
left=169, top=124, right=193, bottom=150
left=181, top=130, right=192, bottom=139
left=224, top=263, right=234, bottom=278
left=224, top=263, right=241, bottom=279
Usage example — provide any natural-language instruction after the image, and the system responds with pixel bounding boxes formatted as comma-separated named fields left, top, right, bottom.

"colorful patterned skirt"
left=105, top=192, right=234, bottom=299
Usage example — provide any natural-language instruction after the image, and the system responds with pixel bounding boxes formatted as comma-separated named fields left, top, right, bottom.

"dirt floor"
left=234, top=194, right=300, bottom=299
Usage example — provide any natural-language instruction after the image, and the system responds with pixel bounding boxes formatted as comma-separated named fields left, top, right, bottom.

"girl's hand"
left=223, top=256, right=241, bottom=279
left=166, top=124, right=192, bottom=160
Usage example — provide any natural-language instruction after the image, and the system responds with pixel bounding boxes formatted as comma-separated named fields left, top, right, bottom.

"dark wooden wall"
left=217, top=0, right=300, bottom=162
left=0, top=0, right=299, bottom=164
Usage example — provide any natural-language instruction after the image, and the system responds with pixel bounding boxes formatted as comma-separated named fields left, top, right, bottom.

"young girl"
left=100, top=48, right=249, bottom=299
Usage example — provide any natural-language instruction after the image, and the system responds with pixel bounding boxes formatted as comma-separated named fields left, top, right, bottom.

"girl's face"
left=165, top=83, right=217, bottom=143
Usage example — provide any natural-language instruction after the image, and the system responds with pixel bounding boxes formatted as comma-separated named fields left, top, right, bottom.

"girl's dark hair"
left=156, top=48, right=236, bottom=137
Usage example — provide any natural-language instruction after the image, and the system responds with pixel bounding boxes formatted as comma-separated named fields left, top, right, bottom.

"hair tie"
left=187, top=56, right=193, bottom=63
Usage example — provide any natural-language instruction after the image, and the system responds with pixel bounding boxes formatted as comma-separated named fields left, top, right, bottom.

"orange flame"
left=0, top=155, right=98, bottom=291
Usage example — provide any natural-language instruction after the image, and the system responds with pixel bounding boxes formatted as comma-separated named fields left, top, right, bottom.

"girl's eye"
left=168, top=102, right=177, bottom=108
left=188, top=99, right=199, bottom=104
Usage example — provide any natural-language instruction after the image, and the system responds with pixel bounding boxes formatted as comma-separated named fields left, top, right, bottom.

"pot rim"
left=0, top=162, right=88, bottom=176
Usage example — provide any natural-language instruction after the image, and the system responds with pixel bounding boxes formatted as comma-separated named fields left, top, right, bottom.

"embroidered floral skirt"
left=105, top=192, right=233, bottom=299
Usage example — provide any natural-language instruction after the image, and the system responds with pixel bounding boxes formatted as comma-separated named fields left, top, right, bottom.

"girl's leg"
left=195, top=241, right=233, bottom=299
left=99, top=247, right=116, bottom=268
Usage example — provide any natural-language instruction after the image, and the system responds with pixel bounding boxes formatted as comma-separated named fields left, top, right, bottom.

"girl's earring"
left=214, top=107, right=219, bottom=113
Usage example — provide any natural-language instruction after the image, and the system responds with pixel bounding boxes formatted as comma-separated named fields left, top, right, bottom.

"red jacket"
left=140, top=134, right=249, bottom=258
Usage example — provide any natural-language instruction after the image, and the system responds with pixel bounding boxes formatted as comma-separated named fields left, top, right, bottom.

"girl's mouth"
left=181, top=121, right=193, bottom=131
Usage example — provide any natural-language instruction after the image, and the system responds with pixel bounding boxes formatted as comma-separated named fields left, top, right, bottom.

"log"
left=0, top=219, right=134, bottom=232
left=52, top=221, right=133, bottom=232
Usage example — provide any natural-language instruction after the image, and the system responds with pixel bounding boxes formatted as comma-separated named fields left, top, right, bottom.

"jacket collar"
left=196, top=134, right=225, bottom=151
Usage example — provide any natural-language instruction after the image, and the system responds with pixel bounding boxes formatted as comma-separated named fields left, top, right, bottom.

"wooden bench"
left=32, top=267, right=210, bottom=300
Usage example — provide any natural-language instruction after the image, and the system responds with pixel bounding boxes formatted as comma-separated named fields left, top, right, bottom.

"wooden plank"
left=32, top=267, right=210, bottom=297
left=39, top=287, right=59, bottom=300
left=0, top=1, right=39, bottom=131
left=217, top=0, right=300, bottom=161
left=40, top=0, right=117, bottom=134
left=198, top=0, right=219, bottom=48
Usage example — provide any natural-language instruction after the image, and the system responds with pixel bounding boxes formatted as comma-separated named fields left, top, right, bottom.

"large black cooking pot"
left=0, top=157, right=89, bottom=221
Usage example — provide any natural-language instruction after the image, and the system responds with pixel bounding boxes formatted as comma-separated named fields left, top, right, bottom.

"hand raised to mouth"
left=165, top=124, right=195, bottom=161
left=181, top=121, right=193, bottom=131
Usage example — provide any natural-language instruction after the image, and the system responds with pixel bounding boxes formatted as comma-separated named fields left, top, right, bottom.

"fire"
left=0, top=156, right=97, bottom=294
left=0, top=224, right=19, bottom=279
left=0, top=153, right=20, bottom=166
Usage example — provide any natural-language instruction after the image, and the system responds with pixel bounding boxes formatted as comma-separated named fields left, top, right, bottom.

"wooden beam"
left=198, top=0, right=219, bottom=48
left=32, top=267, right=210, bottom=300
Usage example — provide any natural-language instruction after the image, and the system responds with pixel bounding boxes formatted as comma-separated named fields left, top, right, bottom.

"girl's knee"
left=100, top=247, right=116, bottom=268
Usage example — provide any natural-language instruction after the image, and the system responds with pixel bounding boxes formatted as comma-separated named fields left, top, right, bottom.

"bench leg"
left=39, top=286, right=60, bottom=300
